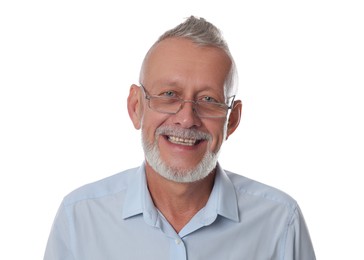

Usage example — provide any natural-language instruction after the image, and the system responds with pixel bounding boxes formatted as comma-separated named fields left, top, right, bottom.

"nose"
left=172, top=100, right=202, bottom=128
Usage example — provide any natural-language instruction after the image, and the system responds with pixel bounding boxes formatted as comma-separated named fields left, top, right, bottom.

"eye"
left=160, top=91, right=177, bottom=97
left=201, top=96, right=219, bottom=103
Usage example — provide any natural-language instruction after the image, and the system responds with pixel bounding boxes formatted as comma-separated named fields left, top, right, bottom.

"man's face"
left=132, top=38, right=236, bottom=182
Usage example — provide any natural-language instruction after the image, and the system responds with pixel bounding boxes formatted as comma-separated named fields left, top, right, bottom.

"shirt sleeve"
left=43, top=202, right=74, bottom=260
left=283, top=205, right=316, bottom=260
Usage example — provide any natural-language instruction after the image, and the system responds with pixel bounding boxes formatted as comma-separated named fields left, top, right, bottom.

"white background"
left=1, top=0, right=363, bottom=259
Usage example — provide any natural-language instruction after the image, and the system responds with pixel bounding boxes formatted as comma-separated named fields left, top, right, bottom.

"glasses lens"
left=196, top=102, right=228, bottom=118
left=149, top=96, right=181, bottom=114
left=147, top=95, right=230, bottom=118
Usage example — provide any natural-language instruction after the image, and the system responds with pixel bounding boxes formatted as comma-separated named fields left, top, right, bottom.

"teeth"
left=168, top=136, right=197, bottom=146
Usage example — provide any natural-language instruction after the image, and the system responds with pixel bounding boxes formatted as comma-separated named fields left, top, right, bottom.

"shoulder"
left=62, top=167, right=139, bottom=207
left=224, top=169, right=298, bottom=211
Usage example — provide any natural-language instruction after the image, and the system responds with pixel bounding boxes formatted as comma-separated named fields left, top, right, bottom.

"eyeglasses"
left=140, top=84, right=235, bottom=118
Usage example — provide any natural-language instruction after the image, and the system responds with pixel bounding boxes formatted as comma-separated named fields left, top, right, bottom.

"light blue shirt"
left=44, top=163, right=315, bottom=260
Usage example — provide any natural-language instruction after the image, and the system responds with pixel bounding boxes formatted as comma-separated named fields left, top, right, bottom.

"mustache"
left=155, top=126, right=211, bottom=141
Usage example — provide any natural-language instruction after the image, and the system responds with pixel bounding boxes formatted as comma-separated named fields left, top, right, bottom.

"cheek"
left=141, top=122, right=157, bottom=144
left=208, top=120, right=228, bottom=153
left=141, top=112, right=169, bottom=143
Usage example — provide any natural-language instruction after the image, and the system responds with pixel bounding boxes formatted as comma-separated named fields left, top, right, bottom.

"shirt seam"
left=63, top=185, right=128, bottom=208
left=60, top=201, right=77, bottom=260
left=281, top=203, right=298, bottom=260
left=236, top=187, right=297, bottom=210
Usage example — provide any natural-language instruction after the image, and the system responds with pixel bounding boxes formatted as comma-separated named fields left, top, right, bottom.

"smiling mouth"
left=166, top=135, right=202, bottom=146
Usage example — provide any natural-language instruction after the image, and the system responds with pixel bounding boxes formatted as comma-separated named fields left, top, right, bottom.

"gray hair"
left=140, top=16, right=238, bottom=99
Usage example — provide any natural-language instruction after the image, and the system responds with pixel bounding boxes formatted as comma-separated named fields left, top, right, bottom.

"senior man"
left=44, top=16, right=316, bottom=260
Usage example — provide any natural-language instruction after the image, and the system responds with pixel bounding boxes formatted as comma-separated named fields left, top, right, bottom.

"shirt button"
left=175, top=239, right=181, bottom=245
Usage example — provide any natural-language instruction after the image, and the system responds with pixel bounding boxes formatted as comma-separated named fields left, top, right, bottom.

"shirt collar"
left=121, top=162, right=239, bottom=224
left=203, top=163, right=240, bottom=223
left=122, top=163, right=160, bottom=227
left=121, top=163, right=145, bottom=219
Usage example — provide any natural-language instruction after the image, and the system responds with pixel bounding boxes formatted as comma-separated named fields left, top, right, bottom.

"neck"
left=145, top=162, right=216, bottom=233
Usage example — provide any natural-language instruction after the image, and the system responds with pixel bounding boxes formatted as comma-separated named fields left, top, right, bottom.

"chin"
left=141, top=126, right=222, bottom=183
left=143, top=138, right=219, bottom=183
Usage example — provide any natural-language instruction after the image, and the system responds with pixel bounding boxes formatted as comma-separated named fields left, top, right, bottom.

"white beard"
left=141, top=126, right=221, bottom=183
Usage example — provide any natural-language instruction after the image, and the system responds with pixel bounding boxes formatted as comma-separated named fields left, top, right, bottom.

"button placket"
left=170, top=237, right=186, bottom=260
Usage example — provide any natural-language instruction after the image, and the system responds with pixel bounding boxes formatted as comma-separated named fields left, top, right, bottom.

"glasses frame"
left=139, top=83, right=235, bottom=118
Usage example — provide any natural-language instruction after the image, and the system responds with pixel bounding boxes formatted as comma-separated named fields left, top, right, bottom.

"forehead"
left=142, top=38, right=231, bottom=91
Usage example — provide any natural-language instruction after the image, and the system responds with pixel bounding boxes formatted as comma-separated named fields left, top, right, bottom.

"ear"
left=226, top=100, right=242, bottom=140
left=127, top=84, right=143, bottom=129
